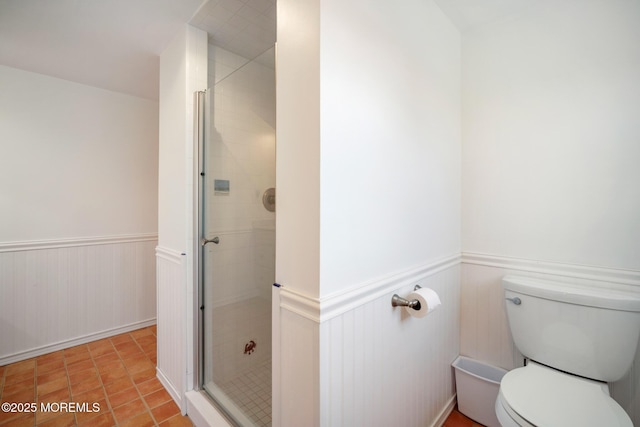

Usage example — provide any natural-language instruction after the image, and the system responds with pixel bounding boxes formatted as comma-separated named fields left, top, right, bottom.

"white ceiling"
left=0, top=0, right=533, bottom=101
left=0, top=0, right=205, bottom=100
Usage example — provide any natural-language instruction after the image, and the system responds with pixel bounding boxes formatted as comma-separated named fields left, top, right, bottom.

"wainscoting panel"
left=460, top=253, right=640, bottom=425
left=0, top=235, right=157, bottom=365
left=156, top=246, right=187, bottom=407
left=319, top=264, right=460, bottom=427
left=277, top=257, right=460, bottom=427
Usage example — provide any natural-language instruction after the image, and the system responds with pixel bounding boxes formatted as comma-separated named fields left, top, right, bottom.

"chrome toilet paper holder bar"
left=391, top=285, right=422, bottom=310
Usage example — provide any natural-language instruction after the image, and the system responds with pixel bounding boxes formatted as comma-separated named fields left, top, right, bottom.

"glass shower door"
left=198, top=46, right=276, bottom=426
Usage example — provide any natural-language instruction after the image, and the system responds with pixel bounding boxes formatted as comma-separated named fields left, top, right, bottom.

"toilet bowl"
left=495, top=361, right=631, bottom=427
left=498, top=275, right=640, bottom=427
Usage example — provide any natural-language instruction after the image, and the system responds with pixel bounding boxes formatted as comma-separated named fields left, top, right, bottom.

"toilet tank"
left=503, top=275, right=640, bottom=382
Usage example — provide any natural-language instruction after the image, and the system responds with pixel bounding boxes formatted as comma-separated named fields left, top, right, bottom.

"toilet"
left=496, top=275, right=640, bottom=427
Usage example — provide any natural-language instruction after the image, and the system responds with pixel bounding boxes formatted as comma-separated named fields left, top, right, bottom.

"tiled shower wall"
left=203, top=42, right=275, bottom=384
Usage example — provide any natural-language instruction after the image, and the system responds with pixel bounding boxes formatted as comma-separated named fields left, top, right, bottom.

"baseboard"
left=157, top=367, right=183, bottom=411
left=0, top=318, right=156, bottom=366
left=431, top=393, right=457, bottom=427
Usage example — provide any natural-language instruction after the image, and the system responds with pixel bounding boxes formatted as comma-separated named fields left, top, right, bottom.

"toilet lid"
left=500, top=362, right=632, bottom=427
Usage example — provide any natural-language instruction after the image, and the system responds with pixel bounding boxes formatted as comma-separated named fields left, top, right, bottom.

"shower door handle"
left=201, top=237, right=220, bottom=246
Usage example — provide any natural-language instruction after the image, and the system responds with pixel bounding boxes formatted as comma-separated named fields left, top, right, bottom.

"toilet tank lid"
left=502, top=275, right=640, bottom=312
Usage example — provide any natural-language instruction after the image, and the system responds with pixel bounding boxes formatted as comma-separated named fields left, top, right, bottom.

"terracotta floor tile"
left=90, top=346, right=116, bottom=359
left=36, top=360, right=65, bottom=375
left=98, top=366, right=128, bottom=385
left=35, top=402, right=68, bottom=425
left=36, top=351, right=64, bottom=365
left=107, top=387, right=139, bottom=409
left=143, top=388, right=172, bottom=409
left=36, top=411, right=76, bottom=427
left=73, top=386, right=106, bottom=404
left=1, top=412, right=35, bottom=427
left=5, top=360, right=35, bottom=376
left=0, top=326, right=192, bottom=427
left=63, top=344, right=89, bottom=357
left=4, top=370, right=35, bottom=386
left=151, top=400, right=181, bottom=423
left=36, top=376, right=69, bottom=398
left=87, top=338, right=112, bottom=351
left=116, top=346, right=144, bottom=359
left=103, top=377, right=134, bottom=396
left=75, top=398, right=108, bottom=425
left=136, top=378, right=163, bottom=396
left=77, top=411, right=114, bottom=427
left=109, top=334, right=133, bottom=345
left=37, top=368, right=67, bottom=385
left=63, top=351, right=91, bottom=366
left=38, top=386, right=70, bottom=404
left=88, top=338, right=115, bottom=352
left=111, top=397, right=146, bottom=424
left=123, top=358, right=155, bottom=375
left=159, top=414, right=195, bottom=427
left=68, top=367, right=99, bottom=387
left=130, top=368, right=156, bottom=384
left=92, top=352, right=120, bottom=367
left=139, top=340, right=156, bottom=350
left=119, top=410, right=155, bottom=427
left=69, top=375, right=101, bottom=397
left=130, top=328, right=154, bottom=339
left=0, top=408, right=27, bottom=426
left=444, top=409, right=480, bottom=427
left=65, top=359, right=94, bottom=375
left=2, top=386, right=35, bottom=403
left=2, top=378, right=35, bottom=400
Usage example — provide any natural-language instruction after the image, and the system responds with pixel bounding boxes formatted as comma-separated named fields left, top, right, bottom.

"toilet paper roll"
left=405, top=287, right=442, bottom=318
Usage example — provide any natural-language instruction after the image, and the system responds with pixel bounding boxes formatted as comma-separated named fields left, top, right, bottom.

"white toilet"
left=496, top=275, right=640, bottom=427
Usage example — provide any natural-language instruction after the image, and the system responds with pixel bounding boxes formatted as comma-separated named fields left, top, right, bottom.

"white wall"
left=319, top=0, right=461, bottom=296
left=460, top=1, right=640, bottom=423
left=276, top=0, right=461, bottom=425
left=0, top=65, right=158, bottom=363
left=0, top=65, right=158, bottom=242
left=462, top=0, right=640, bottom=269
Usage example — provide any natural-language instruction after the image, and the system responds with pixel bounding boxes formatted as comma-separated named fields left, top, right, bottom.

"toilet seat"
left=498, top=361, right=632, bottom=427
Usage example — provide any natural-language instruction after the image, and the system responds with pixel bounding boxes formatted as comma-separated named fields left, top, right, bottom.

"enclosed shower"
left=194, top=43, right=276, bottom=426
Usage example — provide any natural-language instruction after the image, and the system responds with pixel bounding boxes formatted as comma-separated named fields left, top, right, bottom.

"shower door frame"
left=192, top=89, right=261, bottom=427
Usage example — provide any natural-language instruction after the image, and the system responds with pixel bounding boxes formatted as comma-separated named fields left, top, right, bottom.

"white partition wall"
left=157, top=24, right=207, bottom=409
left=276, top=0, right=462, bottom=424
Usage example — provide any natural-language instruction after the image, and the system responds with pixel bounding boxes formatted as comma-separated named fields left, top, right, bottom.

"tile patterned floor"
left=2, top=329, right=483, bottom=427
left=0, top=326, right=193, bottom=427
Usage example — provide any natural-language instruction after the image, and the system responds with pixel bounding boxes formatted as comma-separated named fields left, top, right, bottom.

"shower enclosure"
left=195, top=46, right=276, bottom=426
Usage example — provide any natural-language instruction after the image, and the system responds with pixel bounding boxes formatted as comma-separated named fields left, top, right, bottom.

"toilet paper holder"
left=391, top=285, right=422, bottom=310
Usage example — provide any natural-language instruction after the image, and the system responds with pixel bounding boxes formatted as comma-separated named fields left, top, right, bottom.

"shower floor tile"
left=217, top=358, right=272, bottom=426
